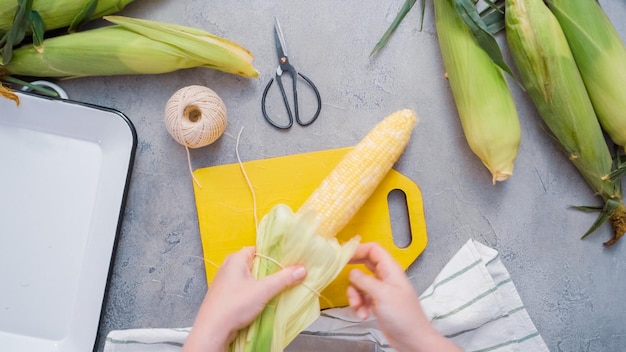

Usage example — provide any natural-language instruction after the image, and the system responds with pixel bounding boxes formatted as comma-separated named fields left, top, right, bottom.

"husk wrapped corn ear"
left=0, top=16, right=259, bottom=78
left=433, top=0, right=521, bottom=184
left=546, top=0, right=626, bottom=150
left=505, top=0, right=626, bottom=245
left=0, top=0, right=134, bottom=33
left=231, top=110, right=417, bottom=351
left=231, top=205, right=360, bottom=352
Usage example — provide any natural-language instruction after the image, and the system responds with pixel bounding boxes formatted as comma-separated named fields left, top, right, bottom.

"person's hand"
left=183, top=246, right=307, bottom=352
left=347, top=242, right=461, bottom=352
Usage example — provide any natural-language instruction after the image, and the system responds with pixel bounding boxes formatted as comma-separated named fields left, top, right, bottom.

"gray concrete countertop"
left=52, top=1, right=626, bottom=351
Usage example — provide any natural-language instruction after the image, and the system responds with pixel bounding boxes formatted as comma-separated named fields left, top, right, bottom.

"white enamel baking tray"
left=0, top=92, right=136, bottom=351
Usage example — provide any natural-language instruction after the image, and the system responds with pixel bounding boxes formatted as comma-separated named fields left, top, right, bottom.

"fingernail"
left=292, top=266, right=307, bottom=280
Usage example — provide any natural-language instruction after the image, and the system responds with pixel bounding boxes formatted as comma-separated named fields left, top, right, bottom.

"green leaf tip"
left=370, top=0, right=420, bottom=57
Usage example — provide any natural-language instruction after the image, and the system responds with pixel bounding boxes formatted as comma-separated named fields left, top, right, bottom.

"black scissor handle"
left=294, top=72, right=322, bottom=126
left=262, top=75, right=292, bottom=129
left=261, top=72, right=322, bottom=129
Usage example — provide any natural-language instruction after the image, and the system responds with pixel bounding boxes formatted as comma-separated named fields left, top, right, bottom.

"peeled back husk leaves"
left=0, top=0, right=134, bottom=32
left=0, top=16, right=259, bottom=78
left=505, top=0, right=626, bottom=245
left=546, top=0, right=626, bottom=150
left=230, top=205, right=360, bottom=352
left=433, top=0, right=521, bottom=184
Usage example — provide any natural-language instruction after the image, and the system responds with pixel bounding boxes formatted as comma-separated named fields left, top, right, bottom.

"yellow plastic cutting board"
left=192, top=147, right=427, bottom=308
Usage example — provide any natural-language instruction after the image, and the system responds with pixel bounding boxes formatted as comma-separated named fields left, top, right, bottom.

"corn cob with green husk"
left=0, top=0, right=134, bottom=33
left=433, top=0, right=521, bottom=184
left=231, top=109, right=418, bottom=352
left=505, top=0, right=626, bottom=245
left=0, top=16, right=259, bottom=79
left=1, top=0, right=135, bottom=67
left=545, top=0, right=626, bottom=150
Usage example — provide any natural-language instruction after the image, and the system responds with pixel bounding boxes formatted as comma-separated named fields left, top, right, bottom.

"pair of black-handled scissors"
left=261, top=18, right=322, bottom=129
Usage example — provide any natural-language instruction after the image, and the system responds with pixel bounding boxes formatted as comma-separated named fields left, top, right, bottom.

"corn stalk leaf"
left=480, top=0, right=505, bottom=34
left=0, top=0, right=33, bottom=65
left=29, top=10, right=44, bottom=50
left=576, top=199, right=622, bottom=239
left=610, top=161, right=626, bottom=181
left=483, top=0, right=504, bottom=13
left=2, top=75, right=59, bottom=97
left=68, top=0, right=99, bottom=33
left=370, top=0, right=424, bottom=56
left=607, top=146, right=626, bottom=181
left=453, top=0, right=515, bottom=78
left=571, top=205, right=604, bottom=213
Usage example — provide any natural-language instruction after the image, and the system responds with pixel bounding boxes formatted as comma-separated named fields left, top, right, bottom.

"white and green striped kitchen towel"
left=104, top=239, right=548, bottom=352
left=302, top=239, right=548, bottom=351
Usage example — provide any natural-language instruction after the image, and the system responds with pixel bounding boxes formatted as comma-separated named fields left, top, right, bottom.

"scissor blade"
left=274, top=17, right=288, bottom=59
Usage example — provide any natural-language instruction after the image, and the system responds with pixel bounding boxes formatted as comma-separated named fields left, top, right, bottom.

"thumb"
left=258, top=266, right=307, bottom=301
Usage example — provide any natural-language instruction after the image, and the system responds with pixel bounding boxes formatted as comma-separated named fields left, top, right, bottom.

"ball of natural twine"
left=164, top=85, right=227, bottom=148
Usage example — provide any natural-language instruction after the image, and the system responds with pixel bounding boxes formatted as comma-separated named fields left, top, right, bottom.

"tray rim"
left=0, top=91, right=137, bottom=352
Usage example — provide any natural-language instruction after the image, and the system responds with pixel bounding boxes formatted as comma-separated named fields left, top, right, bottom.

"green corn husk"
left=434, top=0, right=521, bottom=184
left=505, top=0, right=626, bottom=245
left=230, top=205, right=360, bottom=352
left=0, top=16, right=259, bottom=78
left=546, top=0, right=626, bottom=150
left=0, top=0, right=134, bottom=32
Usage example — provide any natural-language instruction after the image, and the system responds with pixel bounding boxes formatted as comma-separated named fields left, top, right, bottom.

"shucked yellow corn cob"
left=434, top=0, right=521, bottom=184
left=546, top=0, right=626, bottom=150
left=297, top=109, right=418, bottom=239
left=231, top=109, right=418, bottom=352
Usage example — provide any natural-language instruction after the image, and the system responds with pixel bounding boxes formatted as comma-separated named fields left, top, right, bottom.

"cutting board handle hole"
left=387, top=188, right=411, bottom=249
